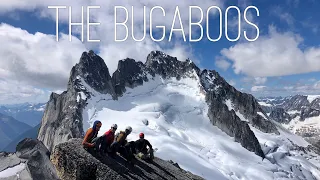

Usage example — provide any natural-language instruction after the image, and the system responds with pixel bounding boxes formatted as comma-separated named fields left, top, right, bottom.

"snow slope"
left=80, top=73, right=320, bottom=180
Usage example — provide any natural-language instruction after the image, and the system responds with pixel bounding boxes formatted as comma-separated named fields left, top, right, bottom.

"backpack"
left=115, top=131, right=125, bottom=142
left=114, top=132, right=120, bottom=142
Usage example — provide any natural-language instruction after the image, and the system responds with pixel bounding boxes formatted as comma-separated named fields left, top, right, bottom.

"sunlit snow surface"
left=0, top=163, right=25, bottom=178
left=80, top=73, right=320, bottom=180
left=307, top=95, right=320, bottom=103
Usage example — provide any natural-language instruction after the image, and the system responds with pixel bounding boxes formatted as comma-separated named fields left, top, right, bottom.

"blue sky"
left=0, top=0, right=320, bottom=104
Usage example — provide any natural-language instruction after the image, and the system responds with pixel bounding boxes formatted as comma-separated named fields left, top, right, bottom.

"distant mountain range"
left=258, top=95, right=320, bottom=146
left=0, top=103, right=46, bottom=127
left=2, top=124, right=40, bottom=152
left=0, top=113, right=31, bottom=150
left=0, top=103, right=45, bottom=152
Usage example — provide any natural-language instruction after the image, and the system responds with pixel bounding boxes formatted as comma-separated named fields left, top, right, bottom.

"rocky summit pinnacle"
left=38, top=50, right=279, bottom=159
left=68, top=50, right=115, bottom=96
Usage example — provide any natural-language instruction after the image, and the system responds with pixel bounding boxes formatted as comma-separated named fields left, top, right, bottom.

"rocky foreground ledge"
left=51, top=138, right=204, bottom=180
left=0, top=138, right=204, bottom=180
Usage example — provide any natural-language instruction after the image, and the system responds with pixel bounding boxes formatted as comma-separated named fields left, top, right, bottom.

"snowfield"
left=307, top=95, right=320, bottom=103
left=283, top=115, right=320, bottom=136
left=79, top=73, right=320, bottom=180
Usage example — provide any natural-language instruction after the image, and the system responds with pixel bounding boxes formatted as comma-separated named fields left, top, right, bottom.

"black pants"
left=84, top=136, right=102, bottom=155
left=99, top=136, right=112, bottom=154
left=110, top=141, right=134, bottom=161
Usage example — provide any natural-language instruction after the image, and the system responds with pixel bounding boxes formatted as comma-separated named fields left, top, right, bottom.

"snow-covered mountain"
left=258, top=95, right=320, bottom=147
left=35, top=51, right=320, bottom=180
left=0, top=103, right=46, bottom=127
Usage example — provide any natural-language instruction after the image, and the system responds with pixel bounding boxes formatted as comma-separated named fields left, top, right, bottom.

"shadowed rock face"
left=38, top=50, right=279, bottom=158
left=112, top=58, right=148, bottom=96
left=206, top=92, right=265, bottom=158
left=51, top=139, right=204, bottom=180
left=269, top=108, right=291, bottom=123
left=70, top=50, right=115, bottom=96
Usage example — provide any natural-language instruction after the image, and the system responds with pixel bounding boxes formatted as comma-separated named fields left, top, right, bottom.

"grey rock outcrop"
left=0, top=138, right=59, bottom=180
left=51, top=138, right=204, bottom=180
left=37, top=91, right=84, bottom=153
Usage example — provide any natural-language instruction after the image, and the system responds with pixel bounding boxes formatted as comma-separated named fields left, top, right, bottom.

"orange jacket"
left=82, top=128, right=98, bottom=148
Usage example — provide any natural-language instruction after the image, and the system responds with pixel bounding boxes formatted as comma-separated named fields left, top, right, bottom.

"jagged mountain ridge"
left=35, top=50, right=320, bottom=179
left=38, top=50, right=276, bottom=157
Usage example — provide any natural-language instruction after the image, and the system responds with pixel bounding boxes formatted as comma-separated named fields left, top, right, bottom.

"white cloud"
left=292, top=81, right=320, bottom=94
left=270, top=6, right=294, bottom=27
left=249, top=80, right=320, bottom=97
left=0, top=79, right=50, bottom=104
left=0, top=0, right=226, bottom=104
left=254, top=77, right=267, bottom=85
left=302, top=18, right=319, bottom=34
left=251, top=86, right=266, bottom=92
left=215, top=57, right=230, bottom=71
left=220, top=26, right=320, bottom=77
left=228, top=80, right=236, bottom=86
left=0, top=23, right=87, bottom=104
left=241, top=77, right=267, bottom=85
left=0, top=23, right=87, bottom=89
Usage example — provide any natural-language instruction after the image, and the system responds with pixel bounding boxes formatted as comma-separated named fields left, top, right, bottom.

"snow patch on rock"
left=0, top=163, right=25, bottom=178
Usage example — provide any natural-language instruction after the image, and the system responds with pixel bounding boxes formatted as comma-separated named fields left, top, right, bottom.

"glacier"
left=79, top=72, right=320, bottom=180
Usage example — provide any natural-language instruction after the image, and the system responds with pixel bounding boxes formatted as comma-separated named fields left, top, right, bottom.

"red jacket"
left=104, top=129, right=115, bottom=145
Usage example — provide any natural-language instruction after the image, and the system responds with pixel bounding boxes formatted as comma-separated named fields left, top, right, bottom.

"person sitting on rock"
left=135, top=133, right=154, bottom=160
left=82, top=120, right=102, bottom=154
left=110, top=126, right=132, bottom=158
left=99, top=124, right=118, bottom=155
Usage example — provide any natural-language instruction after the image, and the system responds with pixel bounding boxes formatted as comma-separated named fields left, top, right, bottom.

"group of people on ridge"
left=82, top=120, right=154, bottom=164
